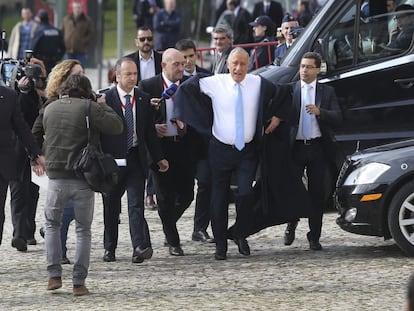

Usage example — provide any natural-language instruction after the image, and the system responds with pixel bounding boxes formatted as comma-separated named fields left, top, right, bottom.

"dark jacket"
left=248, top=36, right=276, bottom=72
left=153, top=9, right=181, bottom=51
left=0, top=86, right=41, bottom=181
left=100, top=87, right=163, bottom=176
left=232, top=7, right=253, bottom=45
left=124, top=50, right=162, bottom=83
left=211, top=47, right=232, bottom=74
left=252, top=1, right=284, bottom=27
left=43, top=98, right=123, bottom=179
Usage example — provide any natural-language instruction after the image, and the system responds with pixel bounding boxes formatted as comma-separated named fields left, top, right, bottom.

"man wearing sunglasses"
left=125, top=26, right=162, bottom=82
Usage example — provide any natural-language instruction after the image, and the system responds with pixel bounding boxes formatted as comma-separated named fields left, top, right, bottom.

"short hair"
left=59, top=74, right=92, bottom=99
left=137, top=26, right=152, bottom=33
left=302, top=51, right=322, bottom=68
left=228, top=47, right=249, bottom=59
left=175, top=39, right=196, bottom=52
left=408, top=274, right=414, bottom=311
left=115, top=57, right=136, bottom=73
left=212, top=24, right=233, bottom=40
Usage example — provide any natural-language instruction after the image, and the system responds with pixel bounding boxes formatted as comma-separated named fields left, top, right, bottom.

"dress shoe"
left=61, top=257, right=71, bottom=265
left=132, top=246, right=153, bottom=263
left=11, top=237, right=27, bottom=252
left=169, top=245, right=184, bottom=256
left=214, top=249, right=227, bottom=260
left=103, top=250, right=116, bottom=262
left=145, top=195, right=157, bottom=210
left=192, top=230, right=214, bottom=243
left=47, top=277, right=62, bottom=290
left=307, top=233, right=323, bottom=251
left=73, top=285, right=89, bottom=296
left=27, top=238, right=37, bottom=245
left=233, top=237, right=250, bottom=256
left=284, top=221, right=298, bottom=246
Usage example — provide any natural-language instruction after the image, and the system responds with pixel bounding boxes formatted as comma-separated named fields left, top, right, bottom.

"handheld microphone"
left=157, top=84, right=178, bottom=107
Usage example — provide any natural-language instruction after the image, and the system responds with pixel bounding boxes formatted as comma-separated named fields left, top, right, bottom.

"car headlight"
left=343, top=162, right=390, bottom=186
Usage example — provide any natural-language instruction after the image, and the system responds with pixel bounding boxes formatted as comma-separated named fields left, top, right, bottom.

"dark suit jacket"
left=211, top=47, right=232, bottom=74
left=0, top=86, right=40, bottom=181
left=232, top=7, right=253, bottom=45
left=100, top=86, right=163, bottom=176
left=252, top=1, right=284, bottom=27
left=288, top=81, right=342, bottom=162
left=124, top=50, right=162, bottom=83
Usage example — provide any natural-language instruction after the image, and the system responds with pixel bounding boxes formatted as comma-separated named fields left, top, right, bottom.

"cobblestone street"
left=0, top=188, right=411, bottom=310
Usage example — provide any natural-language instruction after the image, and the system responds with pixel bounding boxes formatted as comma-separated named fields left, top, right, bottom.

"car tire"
left=388, top=181, right=414, bottom=256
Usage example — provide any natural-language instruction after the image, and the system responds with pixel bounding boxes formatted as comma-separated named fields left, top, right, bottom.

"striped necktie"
left=124, top=94, right=134, bottom=149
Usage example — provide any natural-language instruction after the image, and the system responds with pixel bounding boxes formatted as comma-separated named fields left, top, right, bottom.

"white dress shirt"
left=296, top=80, right=322, bottom=140
left=139, top=51, right=156, bottom=80
left=161, top=73, right=178, bottom=137
left=200, top=74, right=261, bottom=145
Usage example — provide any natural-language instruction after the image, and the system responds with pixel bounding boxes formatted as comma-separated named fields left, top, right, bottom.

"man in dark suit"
left=210, top=25, right=233, bottom=74
left=252, top=0, right=284, bottom=28
left=100, top=57, right=169, bottom=263
left=138, top=48, right=195, bottom=256
left=283, top=52, right=342, bottom=250
left=175, top=39, right=214, bottom=244
left=124, top=26, right=162, bottom=82
left=125, top=26, right=162, bottom=210
left=0, top=86, right=45, bottom=248
left=226, top=0, right=253, bottom=45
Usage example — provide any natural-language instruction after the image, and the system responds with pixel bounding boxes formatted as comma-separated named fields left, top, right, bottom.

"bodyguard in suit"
left=100, top=57, right=169, bottom=263
left=175, top=39, right=214, bottom=243
left=226, top=0, right=253, bottom=45
left=283, top=52, right=342, bottom=250
left=138, top=48, right=195, bottom=256
left=252, top=0, right=284, bottom=28
left=124, top=26, right=162, bottom=82
left=0, top=86, right=45, bottom=248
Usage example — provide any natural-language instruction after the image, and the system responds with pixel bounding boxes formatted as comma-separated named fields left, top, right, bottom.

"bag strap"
left=84, top=99, right=92, bottom=143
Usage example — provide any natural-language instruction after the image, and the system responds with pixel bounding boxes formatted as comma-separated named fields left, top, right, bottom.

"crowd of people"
left=2, top=0, right=412, bottom=298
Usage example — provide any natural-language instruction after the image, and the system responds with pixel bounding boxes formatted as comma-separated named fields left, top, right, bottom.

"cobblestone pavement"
left=0, top=187, right=411, bottom=311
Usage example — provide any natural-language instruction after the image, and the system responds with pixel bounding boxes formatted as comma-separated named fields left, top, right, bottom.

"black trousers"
left=0, top=176, right=8, bottom=245
left=102, top=147, right=149, bottom=252
left=9, top=162, right=39, bottom=241
left=152, top=139, right=195, bottom=247
left=292, top=141, right=331, bottom=241
left=209, top=137, right=258, bottom=253
left=193, top=159, right=211, bottom=233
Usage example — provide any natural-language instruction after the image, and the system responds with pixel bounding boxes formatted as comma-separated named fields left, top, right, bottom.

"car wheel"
left=388, top=181, right=414, bottom=256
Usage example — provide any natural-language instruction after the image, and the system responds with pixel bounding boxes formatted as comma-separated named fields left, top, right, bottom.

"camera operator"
left=8, top=57, right=47, bottom=252
left=0, top=84, right=45, bottom=250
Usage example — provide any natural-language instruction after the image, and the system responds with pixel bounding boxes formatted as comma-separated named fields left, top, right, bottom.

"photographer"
left=274, top=14, right=300, bottom=66
left=8, top=57, right=47, bottom=252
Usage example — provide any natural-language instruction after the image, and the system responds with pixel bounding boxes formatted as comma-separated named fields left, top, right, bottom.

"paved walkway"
left=0, top=187, right=411, bottom=310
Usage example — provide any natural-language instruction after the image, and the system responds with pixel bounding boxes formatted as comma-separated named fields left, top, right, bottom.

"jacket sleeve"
left=90, top=101, right=124, bottom=135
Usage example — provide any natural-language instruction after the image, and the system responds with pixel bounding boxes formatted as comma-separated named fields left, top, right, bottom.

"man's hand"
left=155, top=123, right=168, bottom=138
left=265, top=116, right=282, bottom=134
left=32, top=155, right=46, bottom=176
left=157, top=159, right=169, bottom=172
left=150, top=98, right=162, bottom=110
left=305, top=104, right=320, bottom=116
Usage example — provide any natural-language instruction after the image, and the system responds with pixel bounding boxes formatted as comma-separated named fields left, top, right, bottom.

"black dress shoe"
left=307, top=233, right=323, bottom=251
left=214, top=250, right=227, bottom=260
left=169, top=245, right=184, bottom=256
left=284, top=221, right=298, bottom=246
left=233, top=237, right=250, bottom=256
left=103, top=250, right=116, bottom=262
left=11, top=237, right=27, bottom=252
left=192, top=230, right=214, bottom=243
left=132, top=246, right=153, bottom=263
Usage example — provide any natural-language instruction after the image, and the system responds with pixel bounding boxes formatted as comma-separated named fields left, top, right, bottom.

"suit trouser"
left=152, top=139, right=195, bottom=247
left=292, top=141, right=330, bottom=241
left=0, top=177, right=8, bottom=245
left=209, top=137, right=258, bottom=253
left=9, top=163, right=39, bottom=241
left=103, top=147, right=149, bottom=252
left=193, top=159, right=211, bottom=233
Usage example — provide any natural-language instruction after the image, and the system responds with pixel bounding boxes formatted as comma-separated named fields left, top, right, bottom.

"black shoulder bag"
left=72, top=100, right=119, bottom=194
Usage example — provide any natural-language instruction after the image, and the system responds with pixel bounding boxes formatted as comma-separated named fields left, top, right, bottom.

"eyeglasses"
left=300, top=64, right=317, bottom=69
left=137, top=36, right=153, bottom=42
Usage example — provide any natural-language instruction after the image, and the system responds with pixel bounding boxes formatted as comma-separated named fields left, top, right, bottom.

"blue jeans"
left=61, top=200, right=75, bottom=257
left=44, top=179, right=94, bottom=286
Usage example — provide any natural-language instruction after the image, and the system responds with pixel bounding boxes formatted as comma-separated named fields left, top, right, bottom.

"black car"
left=335, top=139, right=414, bottom=256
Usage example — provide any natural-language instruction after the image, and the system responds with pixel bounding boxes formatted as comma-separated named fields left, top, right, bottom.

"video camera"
left=290, top=26, right=304, bottom=40
left=0, top=50, right=45, bottom=91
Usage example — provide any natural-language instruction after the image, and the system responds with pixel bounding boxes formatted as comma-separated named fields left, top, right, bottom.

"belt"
left=212, top=136, right=253, bottom=149
left=295, top=137, right=322, bottom=145
left=163, top=135, right=182, bottom=142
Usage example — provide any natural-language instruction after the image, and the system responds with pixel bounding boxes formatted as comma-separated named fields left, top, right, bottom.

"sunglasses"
left=137, top=36, right=153, bottom=42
